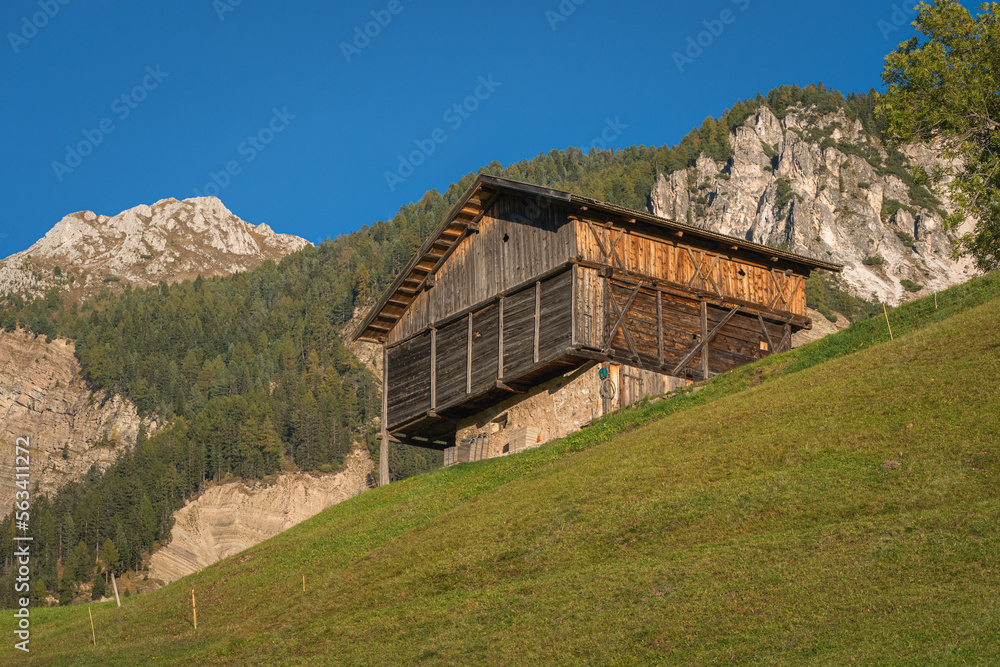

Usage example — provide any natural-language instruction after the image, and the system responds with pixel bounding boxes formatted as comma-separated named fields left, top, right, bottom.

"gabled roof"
left=352, top=175, right=842, bottom=343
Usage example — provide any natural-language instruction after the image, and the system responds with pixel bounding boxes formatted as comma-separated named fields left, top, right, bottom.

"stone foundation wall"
left=446, top=362, right=687, bottom=465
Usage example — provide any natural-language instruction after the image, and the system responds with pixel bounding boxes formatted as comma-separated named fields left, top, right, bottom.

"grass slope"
left=7, top=291, right=1000, bottom=665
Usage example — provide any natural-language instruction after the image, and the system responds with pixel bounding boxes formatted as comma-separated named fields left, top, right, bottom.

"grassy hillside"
left=7, top=282, right=999, bottom=665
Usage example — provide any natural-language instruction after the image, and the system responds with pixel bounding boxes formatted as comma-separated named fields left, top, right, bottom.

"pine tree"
left=100, top=538, right=119, bottom=576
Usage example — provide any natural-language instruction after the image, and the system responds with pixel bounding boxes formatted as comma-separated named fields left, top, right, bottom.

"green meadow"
left=6, top=275, right=999, bottom=665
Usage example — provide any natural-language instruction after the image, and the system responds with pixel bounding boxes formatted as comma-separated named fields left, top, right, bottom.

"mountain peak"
left=0, top=197, right=311, bottom=302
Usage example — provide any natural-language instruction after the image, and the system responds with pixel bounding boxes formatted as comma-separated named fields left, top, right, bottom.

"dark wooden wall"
left=386, top=330, right=431, bottom=428
left=388, top=194, right=577, bottom=344
left=387, top=267, right=575, bottom=431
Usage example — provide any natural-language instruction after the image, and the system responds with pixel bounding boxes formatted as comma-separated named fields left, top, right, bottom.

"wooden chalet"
left=353, top=175, right=842, bottom=483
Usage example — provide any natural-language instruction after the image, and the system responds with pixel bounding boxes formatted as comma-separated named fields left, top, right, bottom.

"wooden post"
left=110, top=573, right=121, bottom=608
left=602, top=275, right=609, bottom=347
left=380, top=346, right=389, bottom=487
left=429, top=328, right=437, bottom=411
left=191, top=589, right=197, bottom=630
left=656, top=289, right=664, bottom=367
left=88, top=606, right=96, bottom=646
left=700, top=301, right=709, bottom=380
left=570, top=265, right=577, bottom=347
left=498, top=297, right=504, bottom=379
left=302, top=575, right=305, bottom=594
left=466, top=313, right=473, bottom=394
left=533, top=281, right=541, bottom=363
left=883, top=303, right=894, bottom=342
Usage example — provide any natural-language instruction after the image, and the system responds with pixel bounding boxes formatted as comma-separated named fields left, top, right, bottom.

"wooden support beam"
left=686, top=247, right=703, bottom=291
left=466, top=313, right=473, bottom=395
left=602, top=284, right=642, bottom=360
left=571, top=264, right=577, bottom=347
left=533, top=281, right=541, bottom=363
left=768, top=269, right=788, bottom=310
left=686, top=248, right=721, bottom=295
left=380, top=346, right=389, bottom=487
left=700, top=301, right=710, bottom=380
left=780, top=323, right=792, bottom=353
left=672, top=305, right=741, bottom=377
left=426, top=410, right=460, bottom=423
left=498, top=296, right=505, bottom=378
left=758, top=314, right=776, bottom=353
left=657, top=289, right=664, bottom=367
left=607, top=228, right=626, bottom=268
left=586, top=221, right=611, bottom=267
left=430, top=328, right=437, bottom=410
left=495, top=379, right=527, bottom=394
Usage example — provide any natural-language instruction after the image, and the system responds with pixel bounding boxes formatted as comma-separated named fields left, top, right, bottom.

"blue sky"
left=1, top=0, right=931, bottom=255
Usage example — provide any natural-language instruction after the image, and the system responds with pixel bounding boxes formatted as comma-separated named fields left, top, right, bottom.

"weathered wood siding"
left=575, top=220, right=807, bottom=315
left=500, top=287, right=536, bottom=379
left=602, top=277, right=783, bottom=376
left=388, top=194, right=576, bottom=344
left=387, top=267, right=575, bottom=431
left=538, top=269, right=574, bottom=362
left=386, top=330, right=432, bottom=427
left=574, top=266, right=789, bottom=378
left=434, top=318, right=467, bottom=411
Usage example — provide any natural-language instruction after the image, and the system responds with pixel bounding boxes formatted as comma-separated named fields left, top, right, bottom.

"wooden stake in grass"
left=111, top=573, right=121, bottom=608
left=883, top=303, right=894, bottom=342
left=192, top=590, right=197, bottom=630
left=302, top=575, right=305, bottom=594
left=88, top=606, right=96, bottom=646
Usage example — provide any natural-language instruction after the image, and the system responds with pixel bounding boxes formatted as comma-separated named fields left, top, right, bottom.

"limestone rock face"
left=0, top=196, right=311, bottom=302
left=0, top=329, right=152, bottom=510
left=147, top=448, right=374, bottom=586
left=650, top=106, right=977, bottom=305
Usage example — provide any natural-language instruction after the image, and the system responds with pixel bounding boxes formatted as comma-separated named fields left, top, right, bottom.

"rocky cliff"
left=0, top=329, right=152, bottom=510
left=147, top=448, right=374, bottom=586
left=0, top=196, right=313, bottom=512
left=0, top=196, right=311, bottom=302
left=650, top=105, right=977, bottom=304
